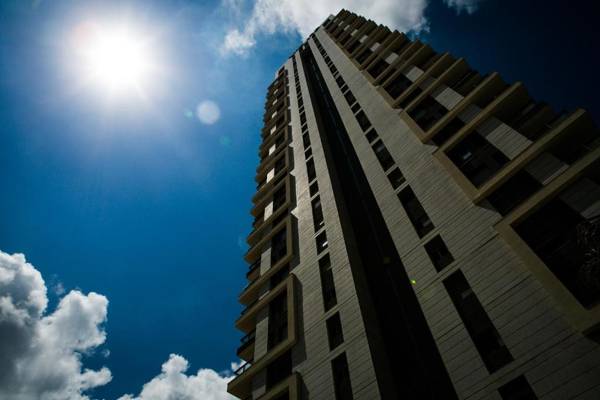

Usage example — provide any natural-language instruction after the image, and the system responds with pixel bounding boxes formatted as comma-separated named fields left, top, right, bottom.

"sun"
left=73, top=22, right=156, bottom=96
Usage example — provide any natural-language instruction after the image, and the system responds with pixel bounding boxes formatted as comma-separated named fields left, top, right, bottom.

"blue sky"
left=0, top=0, right=598, bottom=399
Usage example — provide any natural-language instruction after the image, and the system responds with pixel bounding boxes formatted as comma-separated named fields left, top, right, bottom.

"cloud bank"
left=221, top=0, right=429, bottom=56
left=0, top=250, right=235, bottom=400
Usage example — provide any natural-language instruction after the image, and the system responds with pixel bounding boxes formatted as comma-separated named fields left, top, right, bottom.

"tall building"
left=227, top=9, right=600, bottom=400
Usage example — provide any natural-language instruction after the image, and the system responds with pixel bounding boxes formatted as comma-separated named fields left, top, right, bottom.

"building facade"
left=228, top=9, right=600, bottom=400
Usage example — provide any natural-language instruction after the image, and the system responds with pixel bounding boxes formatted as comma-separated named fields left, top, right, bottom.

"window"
left=331, top=353, right=353, bottom=400
left=365, top=128, right=378, bottom=143
left=272, top=185, right=287, bottom=210
left=268, top=292, right=288, bottom=349
left=444, top=270, right=513, bottom=372
left=319, top=255, right=337, bottom=311
left=431, top=117, right=465, bottom=146
left=515, top=177, right=600, bottom=308
left=312, top=196, right=325, bottom=231
left=271, top=228, right=288, bottom=265
left=326, top=313, right=344, bottom=350
left=397, top=86, right=423, bottom=109
left=347, top=40, right=360, bottom=54
left=447, top=132, right=509, bottom=187
left=448, top=69, right=483, bottom=97
left=408, top=96, right=448, bottom=131
left=270, top=264, right=290, bottom=288
left=309, top=181, right=319, bottom=197
left=424, top=235, right=454, bottom=272
left=398, top=187, right=434, bottom=237
left=306, top=158, right=316, bottom=182
left=304, top=146, right=313, bottom=160
left=356, top=48, right=372, bottom=64
left=302, top=133, right=310, bottom=149
left=387, top=167, right=405, bottom=189
left=367, top=59, right=389, bottom=78
left=372, top=140, right=395, bottom=171
left=498, top=375, right=537, bottom=400
left=344, top=90, right=356, bottom=106
left=266, top=351, right=292, bottom=389
left=350, top=103, right=361, bottom=114
left=340, top=84, right=348, bottom=93
left=487, top=170, right=542, bottom=216
left=316, top=230, right=328, bottom=253
left=384, top=73, right=412, bottom=99
left=355, top=110, right=372, bottom=132
left=300, top=112, right=306, bottom=125
left=335, top=76, right=345, bottom=88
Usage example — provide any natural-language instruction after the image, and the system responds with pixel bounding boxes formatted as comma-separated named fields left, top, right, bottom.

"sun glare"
left=73, top=22, right=157, bottom=97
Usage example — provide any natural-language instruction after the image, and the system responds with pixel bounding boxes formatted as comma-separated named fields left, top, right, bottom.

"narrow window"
left=305, top=147, right=313, bottom=160
left=350, top=103, right=360, bottom=114
left=302, top=133, right=310, bottom=148
left=300, top=112, right=307, bottom=125
left=266, top=351, right=292, bottom=390
left=355, top=110, right=372, bottom=131
left=398, top=187, right=434, bottom=237
left=372, top=140, right=395, bottom=171
left=444, top=270, right=513, bottom=372
left=316, top=230, right=328, bottom=253
left=309, top=181, right=319, bottom=197
left=319, top=255, right=337, bottom=311
left=365, top=128, right=378, bottom=143
left=306, top=158, right=316, bottom=182
left=384, top=73, right=412, bottom=99
left=344, top=90, right=356, bottom=106
left=326, top=313, right=344, bottom=350
left=312, top=196, right=325, bottom=231
left=424, top=235, right=454, bottom=272
left=387, top=167, right=405, bottom=189
left=331, top=353, right=353, bottom=400
left=498, top=375, right=537, bottom=400
left=408, top=96, right=448, bottom=131
left=270, top=228, right=288, bottom=265
left=268, top=292, right=288, bottom=349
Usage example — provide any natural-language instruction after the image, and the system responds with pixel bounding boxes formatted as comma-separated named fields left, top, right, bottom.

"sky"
left=0, top=0, right=598, bottom=399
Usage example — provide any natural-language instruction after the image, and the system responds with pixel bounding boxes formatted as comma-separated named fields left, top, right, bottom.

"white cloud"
left=0, top=250, right=111, bottom=400
left=220, top=0, right=429, bottom=56
left=443, top=0, right=483, bottom=14
left=0, top=249, right=237, bottom=400
left=117, top=354, right=236, bottom=400
left=196, top=100, right=221, bottom=124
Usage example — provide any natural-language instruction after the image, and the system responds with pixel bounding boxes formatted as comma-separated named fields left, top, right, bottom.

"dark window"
left=448, top=69, right=484, bottom=97
left=319, top=255, right=337, bottom=311
left=312, top=196, right=325, bottom=231
left=408, top=96, right=448, bottom=131
left=266, top=351, right=292, bottom=389
left=270, top=264, right=290, bottom=288
left=350, top=103, right=361, bottom=114
left=309, top=181, right=319, bottom=197
left=444, top=271, right=513, bottom=372
left=355, top=110, right=372, bottom=131
left=268, top=292, right=288, bottom=349
left=305, top=147, right=313, bottom=160
left=271, top=228, right=288, bottom=265
left=432, top=117, right=465, bottom=146
left=306, top=158, right=316, bottom=182
left=326, top=313, right=344, bottom=350
left=372, top=140, right=395, bottom=171
left=272, top=185, right=287, bottom=210
left=447, top=132, right=509, bottom=187
left=316, top=230, right=328, bottom=253
left=424, top=235, right=454, bottom=272
left=384, top=73, right=412, bottom=99
left=356, top=48, right=372, bottom=64
left=331, top=353, right=353, bottom=400
left=398, top=187, right=434, bottom=237
left=487, top=170, right=542, bottom=215
left=367, top=59, right=390, bottom=78
left=387, top=167, right=405, bottom=189
left=344, top=90, right=356, bottom=106
left=300, top=112, right=306, bottom=125
left=548, top=125, right=600, bottom=165
left=274, top=155, right=286, bottom=174
left=498, top=375, right=537, bottom=400
left=301, top=123, right=308, bottom=133
left=365, top=128, right=378, bottom=143
left=515, top=185, right=599, bottom=308
left=340, top=84, right=348, bottom=93
left=347, top=40, right=360, bottom=54
left=398, top=86, right=423, bottom=109
left=336, top=76, right=345, bottom=88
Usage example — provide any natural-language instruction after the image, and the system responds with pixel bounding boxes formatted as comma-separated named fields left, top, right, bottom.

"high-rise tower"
left=228, top=9, right=600, bottom=400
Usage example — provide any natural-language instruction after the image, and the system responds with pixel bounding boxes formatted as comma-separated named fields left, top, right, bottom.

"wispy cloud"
left=443, top=0, right=484, bottom=14
left=220, top=0, right=429, bottom=56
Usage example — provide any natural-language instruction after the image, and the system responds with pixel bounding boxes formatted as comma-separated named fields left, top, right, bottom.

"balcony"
left=237, top=330, right=255, bottom=362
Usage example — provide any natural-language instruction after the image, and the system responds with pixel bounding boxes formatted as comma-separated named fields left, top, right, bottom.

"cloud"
left=0, top=250, right=238, bottom=400
left=0, top=250, right=111, bottom=400
left=117, top=354, right=236, bottom=400
left=443, top=0, right=483, bottom=14
left=196, top=100, right=221, bottom=124
left=220, top=0, right=429, bottom=56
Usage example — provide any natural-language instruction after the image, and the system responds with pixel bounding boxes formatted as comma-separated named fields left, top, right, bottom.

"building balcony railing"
left=236, top=330, right=255, bottom=361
